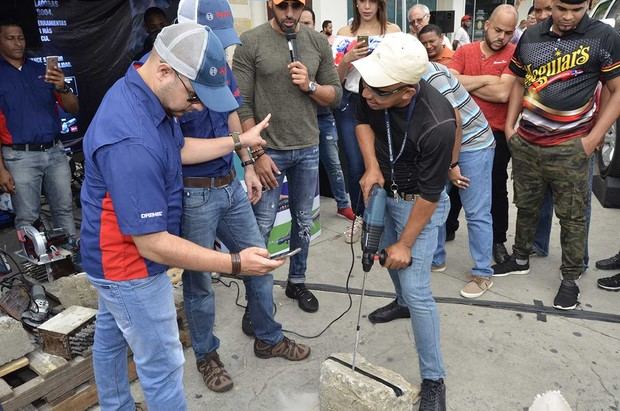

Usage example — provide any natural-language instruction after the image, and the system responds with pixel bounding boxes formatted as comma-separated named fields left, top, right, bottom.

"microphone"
left=285, top=30, right=298, bottom=63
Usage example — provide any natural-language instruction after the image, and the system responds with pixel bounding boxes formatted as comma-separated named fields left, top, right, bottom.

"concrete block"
left=47, top=273, right=98, bottom=309
left=0, top=377, right=12, bottom=402
left=319, top=353, right=419, bottom=411
left=0, top=316, right=35, bottom=366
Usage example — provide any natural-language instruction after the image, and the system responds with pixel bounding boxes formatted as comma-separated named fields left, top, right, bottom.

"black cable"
left=212, top=276, right=246, bottom=309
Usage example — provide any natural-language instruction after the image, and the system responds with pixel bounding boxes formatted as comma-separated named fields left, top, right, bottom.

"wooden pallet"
left=0, top=350, right=137, bottom=411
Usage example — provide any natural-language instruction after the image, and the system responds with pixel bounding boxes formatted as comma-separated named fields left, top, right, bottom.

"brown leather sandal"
left=254, top=336, right=311, bottom=361
left=196, top=351, right=234, bottom=393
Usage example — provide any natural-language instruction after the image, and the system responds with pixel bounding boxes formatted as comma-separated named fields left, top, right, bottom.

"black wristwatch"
left=55, top=84, right=72, bottom=94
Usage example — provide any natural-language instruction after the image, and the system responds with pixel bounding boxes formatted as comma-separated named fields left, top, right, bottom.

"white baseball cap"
left=154, top=22, right=238, bottom=112
left=352, top=33, right=429, bottom=88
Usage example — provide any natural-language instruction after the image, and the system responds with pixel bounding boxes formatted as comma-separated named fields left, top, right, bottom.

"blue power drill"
left=361, top=185, right=387, bottom=272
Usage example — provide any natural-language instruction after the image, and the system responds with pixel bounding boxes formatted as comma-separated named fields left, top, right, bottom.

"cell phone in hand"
left=270, top=247, right=302, bottom=260
left=45, top=56, right=59, bottom=73
left=356, top=35, right=368, bottom=47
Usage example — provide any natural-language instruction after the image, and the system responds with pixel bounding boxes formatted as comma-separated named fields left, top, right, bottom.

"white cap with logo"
left=352, top=33, right=429, bottom=88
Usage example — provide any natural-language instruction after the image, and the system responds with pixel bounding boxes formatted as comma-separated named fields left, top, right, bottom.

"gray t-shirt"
left=233, top=22, right=342, bottom=149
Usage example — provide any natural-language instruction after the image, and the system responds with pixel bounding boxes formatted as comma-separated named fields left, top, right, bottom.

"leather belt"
left=183, top=169, right=236, bottom=188
left=9, top=140, right=59, bottom=152
left=386, top=190, right=419, bottom=201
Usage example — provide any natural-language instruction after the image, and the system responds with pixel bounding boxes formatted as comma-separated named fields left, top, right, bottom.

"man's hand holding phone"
left=44, top=56, right=66, bottom=90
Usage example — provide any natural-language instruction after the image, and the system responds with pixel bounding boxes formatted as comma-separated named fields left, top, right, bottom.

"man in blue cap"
left=80, top=22, right=284, bottom=410
left=175, top=0, right=311, bottom=394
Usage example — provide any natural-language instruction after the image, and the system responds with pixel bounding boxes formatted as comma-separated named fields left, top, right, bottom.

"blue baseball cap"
left=154, top=23, right=239, bottom=112
left=177, top=0, right=241, bottom=49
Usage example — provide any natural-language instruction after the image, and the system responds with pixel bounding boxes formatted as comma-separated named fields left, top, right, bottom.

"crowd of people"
left=1, top=0, right=619, bottom=410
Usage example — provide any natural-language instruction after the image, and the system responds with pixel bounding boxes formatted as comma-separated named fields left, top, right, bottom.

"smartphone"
left=45, top=56, right=59, bottom=73
left=356, top=35, right=368, bottom=47
left=270, top=247, right=302, bottom=260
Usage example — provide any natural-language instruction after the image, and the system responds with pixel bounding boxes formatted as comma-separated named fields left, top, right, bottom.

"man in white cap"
left=80, top=22, right=282, bottom=410
left=353, top=32, right=455, bottom=411
left=175, top=0, right=311, bottom=394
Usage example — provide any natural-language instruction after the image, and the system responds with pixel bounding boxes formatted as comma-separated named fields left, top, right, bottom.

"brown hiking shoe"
left=254, top=336, right=311, bottom=361
left=196, top=351, right=233, bottom=393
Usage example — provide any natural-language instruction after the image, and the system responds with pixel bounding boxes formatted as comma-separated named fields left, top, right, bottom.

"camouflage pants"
left=509, top=134, right=590, bottom=279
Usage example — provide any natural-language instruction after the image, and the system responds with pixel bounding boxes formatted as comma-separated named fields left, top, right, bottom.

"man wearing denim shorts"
left=353, top=33, right=455, bottom=410
left=80, top=23, right=283, bottom=410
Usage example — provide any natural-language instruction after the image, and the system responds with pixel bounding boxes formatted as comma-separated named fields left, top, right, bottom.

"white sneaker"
left=344, top=216, right=363, bottom=244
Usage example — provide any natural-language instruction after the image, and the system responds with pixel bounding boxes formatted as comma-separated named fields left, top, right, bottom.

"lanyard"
left=384, top=94, right=417, bottom=200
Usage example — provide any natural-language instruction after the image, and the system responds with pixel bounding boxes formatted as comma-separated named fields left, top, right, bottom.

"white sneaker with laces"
left=344, top=216, right=363, bottom=244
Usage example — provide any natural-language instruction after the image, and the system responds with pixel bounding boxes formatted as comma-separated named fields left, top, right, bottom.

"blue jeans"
left=533, top=156, right=593, bottom=267
left=381, top=192, right=449, bottom=380
left=88, top=274, right=186, bottom=411
left=253, top=146, right=319, bottom=284
left=333, top=90, right=365, bottom=215
left=318, top=112, right=350, bottom=209
left=2, top=143, right=76, bottom=237
left=433, top=148, right=494, bottom=277
left=182, top=179, right=283, bottom=356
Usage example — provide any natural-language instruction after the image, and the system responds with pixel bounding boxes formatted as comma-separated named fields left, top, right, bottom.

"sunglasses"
left=275, top=1, right=304, bottom=11
left=362, top=81, right=410, bottom=97
left=175, top=71, right=201, bottom=104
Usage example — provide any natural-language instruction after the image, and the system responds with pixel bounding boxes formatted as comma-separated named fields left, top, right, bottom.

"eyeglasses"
left=275, top=1, right=304, bottom=11
left=362, top=81, right=410, bottom=97
left=408, top=14, right=429, bottom=25
left=175, top=71, right=201, bottom=104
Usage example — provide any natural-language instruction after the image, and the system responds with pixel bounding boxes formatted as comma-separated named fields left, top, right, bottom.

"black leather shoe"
left=285, top=282, right=319, bottom=313
left=595, top=252, right=620, bottom=270
left=493, top=242, right=510, bottom=264
left=241, top=306, right=254, bottom=337
left=419, top=378, right=446, bottom=411
left=368, top=299, right=410, bottom=324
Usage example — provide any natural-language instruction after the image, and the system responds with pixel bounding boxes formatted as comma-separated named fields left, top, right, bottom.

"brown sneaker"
left=254, top=336, right=311, bottom=361
left=460, top=276, right=493, bottom=299
left=196, top=351, right=234, bottom=393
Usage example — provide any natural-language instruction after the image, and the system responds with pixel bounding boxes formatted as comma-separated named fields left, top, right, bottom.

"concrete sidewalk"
left=83, top=185, right=620, bottom=410
left=171, top=189, right=619, bottom=411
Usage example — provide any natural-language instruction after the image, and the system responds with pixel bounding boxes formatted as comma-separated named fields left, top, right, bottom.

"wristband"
left=230, top=132, right=242, bottom=151
left=251, top=148, right=264, bottom=155
left=230, top=252, right=241, bottom=276
left=241, top=158, right=255, bottom=167
left=449, top=161, right=459, bottom=169
left=253, top=151, right=265, bottom=160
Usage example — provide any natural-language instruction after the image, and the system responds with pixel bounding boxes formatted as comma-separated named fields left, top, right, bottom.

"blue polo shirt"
left=179, top=64, right=243, bottom=178
left=0, top=57, right=61, bottom=145
left=80, top=64, right=184, bottom=281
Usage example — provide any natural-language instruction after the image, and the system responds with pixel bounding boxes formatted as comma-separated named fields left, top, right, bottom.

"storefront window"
left=465, top=0, right=515, bottom=40
left=348, top=0, right=437, bottom=31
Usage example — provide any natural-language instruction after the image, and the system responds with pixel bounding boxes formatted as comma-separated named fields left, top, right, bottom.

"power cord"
left=213, top=192, right=364, bottom=339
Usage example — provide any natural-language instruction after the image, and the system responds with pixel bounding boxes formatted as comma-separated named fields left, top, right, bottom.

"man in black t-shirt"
left=352, top=33, right=455, bottom=411
left=496, top=0, right=620, bottom=310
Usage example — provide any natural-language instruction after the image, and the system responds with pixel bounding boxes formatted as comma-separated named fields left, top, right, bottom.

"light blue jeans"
left=382, top=191, right=449, bottom=380
left=182, top=179, right=283, bottom=356
left=533, top=156, right=593, bottom=268
left=88, top=273, right=186, bottom=411
left=333, top=90, right=365, bottom=215
left=318, top=112, right=350, bottom=210
left=253, top=146, right=319, bottom=284
left=433, top=148, right=494, bottom=277
left=2, top=143, right=76, bottom=236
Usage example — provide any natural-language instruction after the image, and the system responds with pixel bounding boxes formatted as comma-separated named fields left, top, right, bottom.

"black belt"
left=183, top=169, right=236, bottom=188
left=386, top=189, right=419, bottom=201
left=9, top=140, right=59, bottom=152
